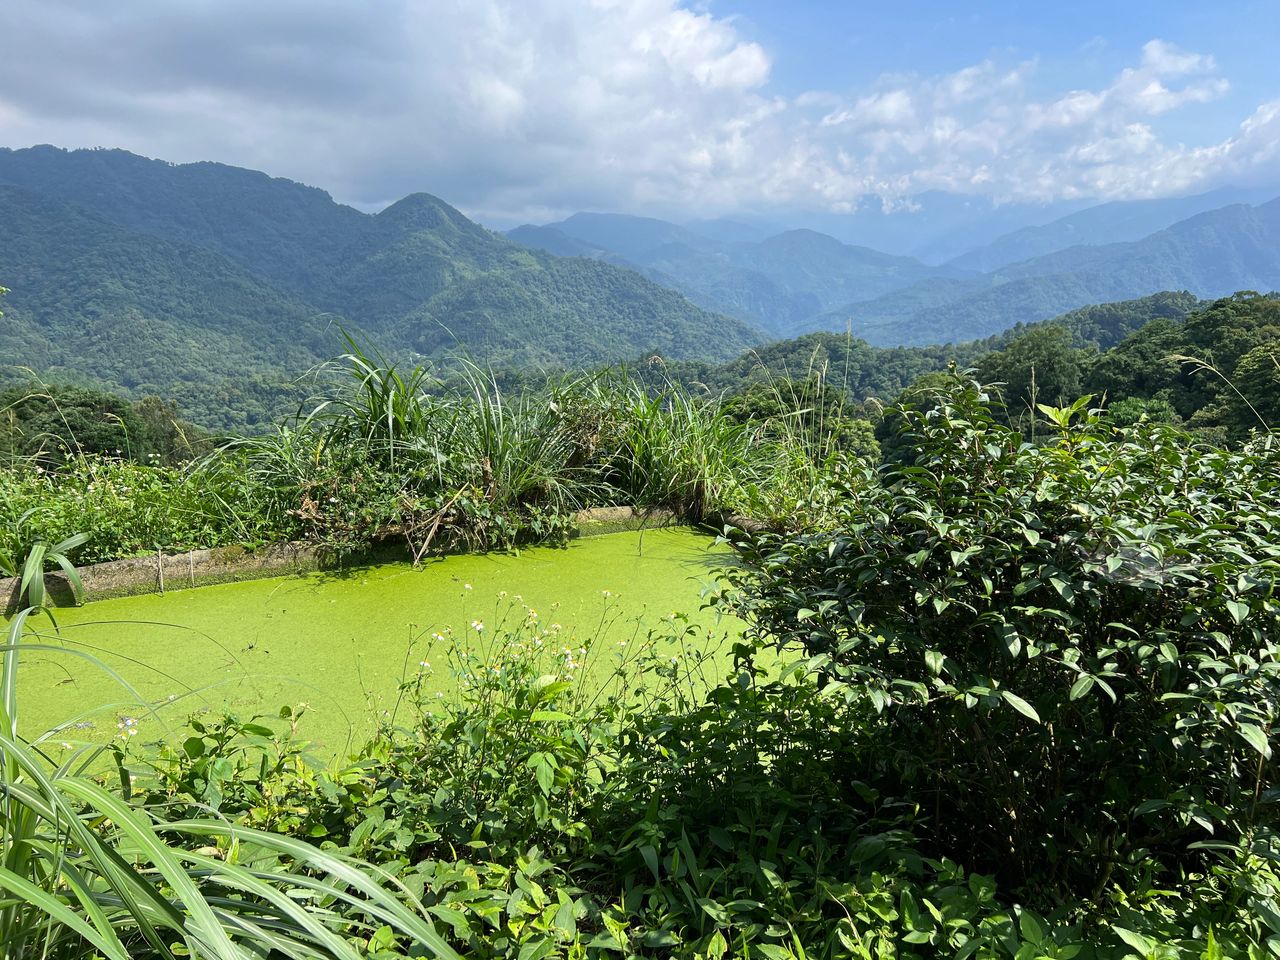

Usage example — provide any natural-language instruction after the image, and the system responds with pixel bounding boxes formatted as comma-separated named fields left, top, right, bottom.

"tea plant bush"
left=729, top=374, right=1280, bottom=907
left=111, top=590, right=1280, bottom=959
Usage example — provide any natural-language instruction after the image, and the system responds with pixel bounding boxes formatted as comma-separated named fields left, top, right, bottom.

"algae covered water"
left=13, top=527, right=743, bottom=755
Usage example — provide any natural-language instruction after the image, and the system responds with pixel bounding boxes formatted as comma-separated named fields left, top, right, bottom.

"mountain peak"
left=376, top=192, right=476, bottom=231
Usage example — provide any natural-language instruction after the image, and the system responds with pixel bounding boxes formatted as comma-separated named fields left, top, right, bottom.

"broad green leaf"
left=1002, top=690, right=1040, bottom=723
left=1068, top=675, right=1095, bottom=701
left=1238, top=723, right=1272, bottom=758
left=1112, top=926, right=1153, bottom=955
left=1019, top=908, right=1046, bottom=946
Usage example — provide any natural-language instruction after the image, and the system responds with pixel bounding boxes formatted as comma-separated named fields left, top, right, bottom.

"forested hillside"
left=0, top=147, right=759, bottom=427
left=513, top=195, right=1279, bottom=344
left=0, top=187, right=340, bottom=429
left=651, top=291, right=1204, bottom=408
left=816, top=199, right=1280, bottom=344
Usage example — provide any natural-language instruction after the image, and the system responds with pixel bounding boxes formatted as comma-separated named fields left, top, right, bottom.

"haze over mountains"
left=511, top=187, right=1280, bottom=344
left=1, top=144, right=1279, bottom=428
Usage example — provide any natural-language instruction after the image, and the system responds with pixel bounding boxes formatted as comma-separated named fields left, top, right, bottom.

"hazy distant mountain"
left=509, top=212, right=971, bottom=335
left=0, top=146, right=759, bottom=426
left=813, top=191, right=1092, bottom=262
left=505, top=224, right=607, bottom=259
left=948, top=187, right=1280, bottom=273
left=513, top=192, right=1280, bottom=345
left=813, top=197, right=1280, bottom=345
left=681, top=217, right=782, bottom=245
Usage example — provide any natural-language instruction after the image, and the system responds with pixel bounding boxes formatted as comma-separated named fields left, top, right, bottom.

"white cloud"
left=0, top=2, right=1275, bottom=221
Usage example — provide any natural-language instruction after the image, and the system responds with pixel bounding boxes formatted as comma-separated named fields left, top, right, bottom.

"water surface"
left=13, top=527, right=742, bottom=755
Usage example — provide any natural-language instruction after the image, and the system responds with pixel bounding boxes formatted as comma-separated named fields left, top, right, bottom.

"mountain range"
left=510, top=189, right=1280, bottom=345
left=0, top=146, right=758, bottom=427
left=2, top=144, right=1278, bottom=428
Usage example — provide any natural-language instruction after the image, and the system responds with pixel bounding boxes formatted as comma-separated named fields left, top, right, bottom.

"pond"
left=11, top=527, right=744, bottom=756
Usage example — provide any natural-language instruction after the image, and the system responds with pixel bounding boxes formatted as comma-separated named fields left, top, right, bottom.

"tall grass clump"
left=211, top=344, right=601, bottom=556
left=203, top=342, right=831, bottom=560
left=599, top=383, right=773, bottom=520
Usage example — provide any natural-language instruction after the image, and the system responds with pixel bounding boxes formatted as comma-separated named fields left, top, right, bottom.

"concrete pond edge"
left=2, top=505, right=740, bottom=609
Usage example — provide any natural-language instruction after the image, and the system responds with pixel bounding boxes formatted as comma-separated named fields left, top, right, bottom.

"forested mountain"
left=513, top=193, right=1279, bottom=344
left=509, top=212, right=969, bottom=336
left=0, top=186, right=342, bottom=429
left=4, top=144, right=1276, bottom=433
left=0, top=146, right=759, bottom=427
left=947, top=186, right=1279, bottom=273
left=812, top=198, right=1280, bottom=345
left=0, top=145, right=369, bottom=296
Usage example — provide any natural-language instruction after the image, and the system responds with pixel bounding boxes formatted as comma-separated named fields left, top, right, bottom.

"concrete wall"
left=2, top=506, right=682, bottom=610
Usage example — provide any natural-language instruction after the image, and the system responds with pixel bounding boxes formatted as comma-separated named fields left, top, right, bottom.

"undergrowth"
left=4, top=373, right=1277, bottom=958
left=2, top=345, right=863, bottom=574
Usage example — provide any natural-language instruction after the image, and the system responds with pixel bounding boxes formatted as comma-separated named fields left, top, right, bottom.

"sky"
left=1, top=0, right=1278, bottom=226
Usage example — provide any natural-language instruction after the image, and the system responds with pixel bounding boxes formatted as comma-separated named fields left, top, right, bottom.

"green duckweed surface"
left=13, top=527, right=743, bottom=755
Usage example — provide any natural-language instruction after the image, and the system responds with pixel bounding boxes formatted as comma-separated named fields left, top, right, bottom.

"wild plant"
left=0, top=607, right=460, bottom=959
left=600, top=383, right=773, bottom=519
left=729, top=374, right=1280, bottom=906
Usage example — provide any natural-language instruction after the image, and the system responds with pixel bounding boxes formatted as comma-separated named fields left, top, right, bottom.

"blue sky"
left=725, top=0, right=1279, bottom=141
left=0, top=0, right=1277, bottom=223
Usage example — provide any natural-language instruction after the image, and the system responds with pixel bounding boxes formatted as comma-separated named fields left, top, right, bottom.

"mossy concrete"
left=2, top=507, right=679, bottom=610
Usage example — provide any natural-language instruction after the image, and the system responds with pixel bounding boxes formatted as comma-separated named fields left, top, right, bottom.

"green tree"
left=1224, top=340, right=1280, bottom=433
left=977, top=324, right=1083, bottom=419
left=724, top=375, right=880, bottom=461
left=0, top=385, right=148, bottom=464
